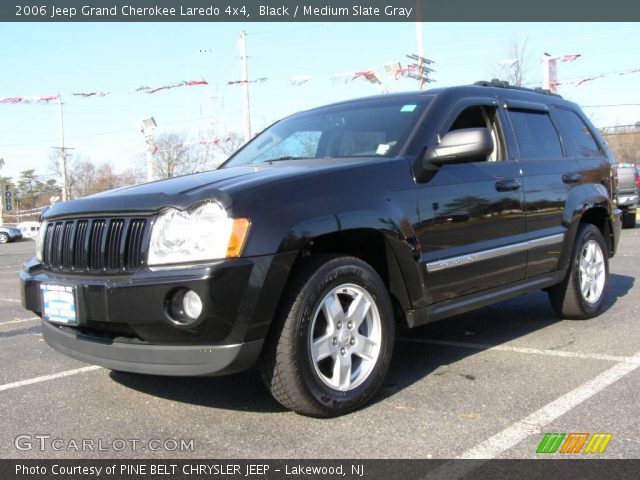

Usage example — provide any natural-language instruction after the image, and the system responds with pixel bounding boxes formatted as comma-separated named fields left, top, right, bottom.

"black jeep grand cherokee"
left=22, top=82, right=622, bottom=417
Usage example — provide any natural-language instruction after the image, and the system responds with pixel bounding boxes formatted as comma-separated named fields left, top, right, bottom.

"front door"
left=416, top=100, right=527, bottom=304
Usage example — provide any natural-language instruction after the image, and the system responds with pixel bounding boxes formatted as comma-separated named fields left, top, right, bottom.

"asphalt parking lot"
left=0, top=225, right=638, bottom=460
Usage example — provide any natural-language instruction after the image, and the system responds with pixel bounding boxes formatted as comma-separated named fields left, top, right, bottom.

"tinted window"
left=509, top=110, right=563, bottom=159
left=223, top=97, right=432, bottom=167
left=554, top=108, right=601, bottom=158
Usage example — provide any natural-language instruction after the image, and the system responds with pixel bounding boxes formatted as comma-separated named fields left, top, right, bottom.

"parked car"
left=616, top=163, right=638, bottom=228
left=21, top=81, right=622, bottom=417
left=0, top=226, right=23, bottom=243
left=16, top=221, right=41, bottom=239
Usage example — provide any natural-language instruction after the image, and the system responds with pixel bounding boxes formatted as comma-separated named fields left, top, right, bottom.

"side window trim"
left=437, top=96, right=499, bottom=134
left=503, top=99, right=549, bottom=112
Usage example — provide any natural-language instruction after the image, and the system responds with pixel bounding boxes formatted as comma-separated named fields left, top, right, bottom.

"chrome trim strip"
left=426, top=233, right=565, bottom=273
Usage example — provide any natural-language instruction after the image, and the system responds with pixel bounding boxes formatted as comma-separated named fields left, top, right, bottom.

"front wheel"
left=548, top=224, right=609, bottom=319
left=0, top=233, right=9, bottom=244
left=260, top=255, right=395, bottom=417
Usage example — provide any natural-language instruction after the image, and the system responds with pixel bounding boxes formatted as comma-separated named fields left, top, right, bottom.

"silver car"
left=0, top=226, right=23, bottom=244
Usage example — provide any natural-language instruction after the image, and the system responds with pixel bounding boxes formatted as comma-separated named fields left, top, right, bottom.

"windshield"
left=223, top=96, right=432, bottom=167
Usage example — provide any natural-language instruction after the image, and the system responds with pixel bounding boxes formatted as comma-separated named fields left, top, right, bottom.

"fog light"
left=183, top=290, right=203, bottom=320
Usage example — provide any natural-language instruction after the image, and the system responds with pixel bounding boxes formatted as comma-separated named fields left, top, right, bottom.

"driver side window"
left=446, top=106, right=505, bottom=162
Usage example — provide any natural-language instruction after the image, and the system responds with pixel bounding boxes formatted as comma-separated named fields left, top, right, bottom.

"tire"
left=260, top=255, right=395, bottom=417
left=622, top=210, right=636, bottom=229
left=0, top=233, right=9, bottom=244
left=548, top=224, right=609, bottom=319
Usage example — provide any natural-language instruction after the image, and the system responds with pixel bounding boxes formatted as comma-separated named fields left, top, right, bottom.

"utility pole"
left=52, top=95, right=73, bottom=201
left=239, top=31, right=252, bottom=143
left=415, top=2, right=425, bottom=90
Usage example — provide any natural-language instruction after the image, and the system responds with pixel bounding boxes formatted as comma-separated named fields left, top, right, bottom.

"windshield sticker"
left=400, top=104, right=417, bottom=112
left=376, top=144, right=391, bottom=155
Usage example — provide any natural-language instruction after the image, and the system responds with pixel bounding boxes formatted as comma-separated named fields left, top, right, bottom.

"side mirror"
left=424, top=128, right=494, bottom=166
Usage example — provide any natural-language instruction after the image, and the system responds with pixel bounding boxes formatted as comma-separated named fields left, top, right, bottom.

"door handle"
left=562, top=173, right=581, bottom=184
left=495, top=178, right=521, bottom=192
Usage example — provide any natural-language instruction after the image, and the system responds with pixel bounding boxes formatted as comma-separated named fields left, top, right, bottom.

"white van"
left=16, top=221, right=41, bottom=239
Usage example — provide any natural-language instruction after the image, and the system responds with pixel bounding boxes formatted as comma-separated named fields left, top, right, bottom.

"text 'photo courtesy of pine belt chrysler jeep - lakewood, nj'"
left=21, top=81, right=622, bottom=417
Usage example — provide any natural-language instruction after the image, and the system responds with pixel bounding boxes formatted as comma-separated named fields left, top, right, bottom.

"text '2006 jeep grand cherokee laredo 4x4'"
left=21, top=81, right=622, bottom=417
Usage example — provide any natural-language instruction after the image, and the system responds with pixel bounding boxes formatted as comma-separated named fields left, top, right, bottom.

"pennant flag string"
left=0, top=95, right=59, bottom=104
left=137, top=79, right=209, bottom=94
left=226, top=77, right=267, bottom=85
left=72, top=91, right=109, bottom=97
left=290, top=75, right=312, bottom=86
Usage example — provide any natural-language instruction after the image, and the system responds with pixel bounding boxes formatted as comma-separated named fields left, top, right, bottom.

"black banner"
left=2, top=0, right=640, bottom=22
left=2, top=459, right=640, bottom=480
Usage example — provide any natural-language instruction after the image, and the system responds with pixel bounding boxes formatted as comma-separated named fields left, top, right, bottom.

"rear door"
left=502, top=99, right=577, bottom=277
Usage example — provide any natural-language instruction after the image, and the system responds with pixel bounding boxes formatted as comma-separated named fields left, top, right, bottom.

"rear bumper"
left=41, top=320, right=263, bottom=376
left=617, top=194, right=638, bottom=208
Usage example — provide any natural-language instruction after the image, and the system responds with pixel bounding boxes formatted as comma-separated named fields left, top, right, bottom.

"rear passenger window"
left=554, top=108, right=601, bottom=158
left=509, top=110, right=563, bottom=159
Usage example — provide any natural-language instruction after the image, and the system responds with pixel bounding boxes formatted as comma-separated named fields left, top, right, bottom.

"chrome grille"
left=42, top=217, right=150, bottom=273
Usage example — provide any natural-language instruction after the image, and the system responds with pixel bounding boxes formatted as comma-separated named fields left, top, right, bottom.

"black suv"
left=21, top=82, right=622, bottom=417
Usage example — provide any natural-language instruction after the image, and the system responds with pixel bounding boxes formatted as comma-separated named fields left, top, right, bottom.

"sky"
left=1, top=21, right=640, bottom=181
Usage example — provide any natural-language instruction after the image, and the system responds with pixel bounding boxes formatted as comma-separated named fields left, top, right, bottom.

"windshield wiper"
left=267, top=156, right=308, bottom=163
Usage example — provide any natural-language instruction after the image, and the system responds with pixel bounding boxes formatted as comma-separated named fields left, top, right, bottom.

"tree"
left=193, top=132, right=245, bottom=169
left=489, top=36, right=534, bottom=87
left=48, top=153, right=78, bottom=200
left=72, top=158, right=97, bottom=198
left=602, top=125, right=640, bottom=165
left=152, top=132, right=206, bottom=179
left=17, top=169, right=42, bottom=209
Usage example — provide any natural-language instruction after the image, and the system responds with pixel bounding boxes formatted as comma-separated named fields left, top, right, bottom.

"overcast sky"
left=1, top=22, right=639, bottom=180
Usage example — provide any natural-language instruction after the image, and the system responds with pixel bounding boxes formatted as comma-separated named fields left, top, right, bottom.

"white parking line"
left=428, top=351, right=640, bottom=478
left=0, top=317, right=39, bottom=327
left=460, top=356, right=640, bottom=458
left=0, top=366, right=101, bottom=393
left=0, top=298, right=21, bottom=303
left=399, top=337, right=640, bottom=364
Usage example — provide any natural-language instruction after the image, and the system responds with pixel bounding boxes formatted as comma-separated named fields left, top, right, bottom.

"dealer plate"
left=41, top=284, right=77, bottom=325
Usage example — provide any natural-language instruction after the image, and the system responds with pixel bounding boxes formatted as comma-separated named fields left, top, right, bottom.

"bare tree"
left=489, top=36, right=534, bottom=87
left=48, top=153, right=78, bottom=199
left=72, top=158, right=97, bottom=198
left=153, top=132, right=207, bottom=179
left=602, top=125, right=640, bottom=165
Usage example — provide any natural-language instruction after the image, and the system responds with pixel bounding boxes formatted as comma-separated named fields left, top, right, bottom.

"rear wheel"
left=0, top=233, right=9, bottom=244
left=260, top=255, right=394, bottom=417
left=622, top=210, right=636, bottom=229
left=548, top=224, right=609, bottom=319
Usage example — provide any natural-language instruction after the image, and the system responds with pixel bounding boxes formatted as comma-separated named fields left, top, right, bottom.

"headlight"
left=36, top=222, right=48, bottom=262
left=148, top=202, right=250, bottom=266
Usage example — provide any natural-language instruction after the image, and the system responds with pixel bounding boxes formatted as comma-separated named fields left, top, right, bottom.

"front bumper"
left=21, top=253, right=294, bottom=376
left=41, top=321, right=263, bottom=376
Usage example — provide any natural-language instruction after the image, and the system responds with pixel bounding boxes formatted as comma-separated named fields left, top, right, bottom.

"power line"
left=582, top=103, right=640, bottom=107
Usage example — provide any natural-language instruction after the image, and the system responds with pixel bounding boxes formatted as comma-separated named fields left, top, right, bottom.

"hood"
left=43, top=159, right=373, bottom=219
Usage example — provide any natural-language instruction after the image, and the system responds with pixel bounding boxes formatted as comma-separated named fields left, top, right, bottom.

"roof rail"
left=474, top=79, right=563, bottom=98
